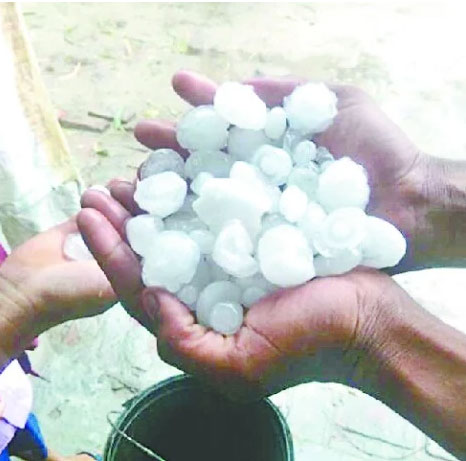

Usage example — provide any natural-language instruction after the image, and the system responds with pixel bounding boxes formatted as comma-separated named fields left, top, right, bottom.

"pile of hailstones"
left=65, top=81, right=406, bottom=336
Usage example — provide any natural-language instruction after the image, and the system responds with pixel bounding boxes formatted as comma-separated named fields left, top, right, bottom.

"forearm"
left=357, top=284, right=466, bottom=459
left=413, top=157, right=466, bottom=269
left=0, top=274, right=42, bottom=368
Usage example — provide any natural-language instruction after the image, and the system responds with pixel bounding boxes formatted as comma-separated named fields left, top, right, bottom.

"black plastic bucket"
left=104, top=375, right=294, bottom=461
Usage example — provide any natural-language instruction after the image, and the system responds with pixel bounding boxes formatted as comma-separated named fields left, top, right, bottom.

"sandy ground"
left=18, top=2, right=466, bottom=460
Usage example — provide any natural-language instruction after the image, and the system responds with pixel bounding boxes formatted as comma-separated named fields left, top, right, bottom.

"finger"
left=81, top=190, right=131, bottom=239
left=77, top=208, right=149, bottom=327
left=134, top=119, right=189, bottom=156
left=172, top=70, right=217, bottom=106
left=108, top=181, right=144, bottom=216
left=244, top=76, right=304, bottom=107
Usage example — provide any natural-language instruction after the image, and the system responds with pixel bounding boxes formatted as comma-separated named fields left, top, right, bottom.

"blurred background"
left=8, top=2, right=466, bottom=460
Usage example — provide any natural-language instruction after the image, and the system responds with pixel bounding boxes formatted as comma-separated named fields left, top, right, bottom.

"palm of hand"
left=78, top=72, right=407, bottom=399
left=0, top=218, right=114, bottom=326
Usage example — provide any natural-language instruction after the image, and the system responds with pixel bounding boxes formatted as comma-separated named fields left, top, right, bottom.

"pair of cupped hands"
left=0, top=71, right=433, bottom=398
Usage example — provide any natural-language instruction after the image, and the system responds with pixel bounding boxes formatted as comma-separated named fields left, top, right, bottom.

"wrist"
left=0, top=270, right=44, bottom=364
left=408, top=155, right=466, bottom=269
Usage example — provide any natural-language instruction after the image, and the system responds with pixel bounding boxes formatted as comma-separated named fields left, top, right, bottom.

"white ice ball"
left=286, top=167, right=319, bottom=199
left=134, top=172, right=187, bottom=218
left=227, top=127, right=268, bottom=160
left=184, top=150, right=233, bottom=180
left=264, top=107, right=287, bottom=140
left=313, top=207, right=367, bottom=257
left=208, top=302, right=244, bottom=335
left=316, top=157, right=370, bottom=212
left=176, top=105, right=229, bottom=151
left=257, top=224, right=315, bottom=287
left=214, top=82, right=267, bottom=130
left=212, top=219, right=259, bottom=278
left=252, top=145, right=292, bottom=186
left=279, top=185, right=308, bottom=223
left=142, top=231, right=200, bottom=292
left=193, top=178, right=271, bottom=238
left=297, top=202, right=327, bottom=247
left=361, top=216, right=406, bottom=268
left=314, top=248, right=362, bottom=277
left=190, top=172, right=214, bottom=195
left=189, top=229, right=215, bottom=254
left=196, top=281, right=242, bottom=326
left=139, top=149, right=185, bottom=179
left=63, top=232, right=94, bottom=261
left=126, top=214, right=164, bottom=257
left=283, top=82, right=337, bottom=134
left=292, top=140, right=317, bottom=166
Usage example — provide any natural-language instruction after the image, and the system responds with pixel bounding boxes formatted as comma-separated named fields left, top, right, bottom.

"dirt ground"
left=19, top=2, right=466, bottom=460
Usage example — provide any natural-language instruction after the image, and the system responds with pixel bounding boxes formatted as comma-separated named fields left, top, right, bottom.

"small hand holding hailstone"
left=65, top=81, right=406, bottom=336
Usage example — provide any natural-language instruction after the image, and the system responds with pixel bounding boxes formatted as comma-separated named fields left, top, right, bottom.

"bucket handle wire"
left=107, top=411, right=168, bottom=461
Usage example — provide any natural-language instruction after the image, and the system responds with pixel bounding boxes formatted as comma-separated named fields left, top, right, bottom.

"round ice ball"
left=139, top=149, right=185, bottom=180
left=63, top=232, right=94, bottom=261
left=208, top=302, right=244, bottom=335
left=316, top=157, right=370, bottom=212
left=283, top=82, right=337, bottom=135
left=314, top=248, right=362, bottom=277
left=196, top=281, right=242, bottom=326
left=184, top=150, right=233, bottom=180
left=292, top=140, right=317, bottom=166
left=257, top=224, right=315, bottom=287
left=264, top=107, right=287, bottom=140
left=297, top=202, right=327, bottom=246
left=252, top=145, right=292, bottom=186
left=134, top=172, right=187, bottom=218
left=214, top=82, right=267, bottom=130
left=126, top=214, right=164, bottom=257
left=313, top=207, right=367, bottom=257
left=191, top=172, right=214, bottom=195
left=176, top=105, right=229, bottom=151
left=279, top=185, right=308, bottom=223
left=212, top=219, right=259, bottom=278
left=141, top=231, right=200, bottom=292
left=361, top=216, right=406, bottom=268
left=227, top=127, right=269, bottom=160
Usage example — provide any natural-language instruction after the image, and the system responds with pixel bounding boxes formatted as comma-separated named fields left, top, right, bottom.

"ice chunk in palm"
left=258, top=224, right=315, bottom=287
left=142, top=231, right=200, bottom=292
left=214, top=82, right=267, bottom=130
left=212, top=220, right=258, bottom=278
left=193, top=178, right=271, bottom=238
left=317, top=157, right=369, bottom=212
left=279, top=185, right=308, bottom=223
left=126, top=214, right=164, bottom=257
left=227, top=127, right=268, bottom=160
left=283, top=82, right=337, bottom=134
left=191, top=172, right=213, bottom=195
left=292, top=140, right=317, bottom=166
left=242, top=287, right=268, bottom=308
left=252, top=145, right=292, bottom=186
left=361, top=216, right=406, bottom=268
left=63, top=233, right=94, bottom=261
left=176, top=105, right=229, bottom=151
left=264, top=107, right=287, bottom=140
left=196, top=281, right=241, bottom=326
left=314, top=248, right=362, bottom=277
left=298, top=202, right=327, bottom=247
left=139, top=149, right=185, bottom=180
left=189, top=229, right=215, bottom=254
left=287, top=167, right=319, bottom=199
left=177, top=285, right=199, bottom=308
left=208, top=302, right=244, bottom=335
left=185, top=150, right=233, bottom=179
left=313, top=207, right=367, bottom=257
left=134, top=172, right=187, bottom=217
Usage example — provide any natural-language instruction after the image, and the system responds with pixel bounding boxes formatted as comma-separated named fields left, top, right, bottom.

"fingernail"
left=143, top=291, right=160, bottom=321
